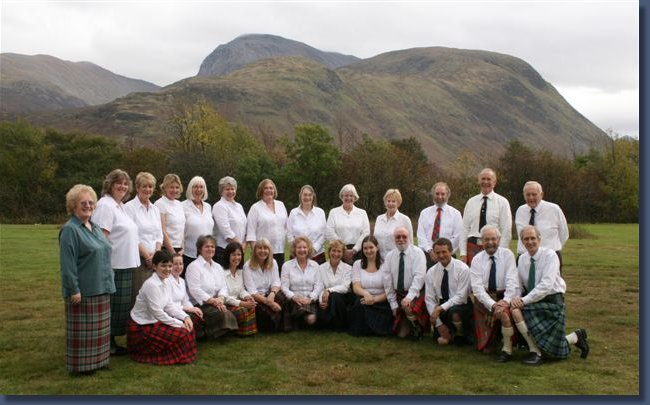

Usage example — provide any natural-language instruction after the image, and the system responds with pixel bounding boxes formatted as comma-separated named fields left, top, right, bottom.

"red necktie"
left=432, top=207, right=442, bottom=241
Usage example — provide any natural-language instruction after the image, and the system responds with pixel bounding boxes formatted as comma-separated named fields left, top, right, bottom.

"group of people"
left=59, top=167, right=588, bottom=376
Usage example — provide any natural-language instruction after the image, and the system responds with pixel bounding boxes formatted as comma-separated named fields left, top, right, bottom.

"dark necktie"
left=488, top=255, right=497, bottom=291
left=432, top=207, right=442, bottom=241
left=527, top=258, right=536, bottom=292
left=397, top=252, right=405, bottom=292
left=479, top=196, right=488, bottom=231
left=441, top=268, right=449, bottom=303
left=529, top=208, right=536, bottom=226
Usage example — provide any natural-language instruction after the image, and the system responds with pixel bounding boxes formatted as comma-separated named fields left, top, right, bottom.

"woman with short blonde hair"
left=374, top=188, right=413, bottom=254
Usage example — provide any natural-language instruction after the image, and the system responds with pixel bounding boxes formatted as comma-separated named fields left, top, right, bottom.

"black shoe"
left=495, top=351, right=512, bottom=363
left=575, top=328, right=589, bottom=359
left=521, top=352, right=543, bottom=365
left=110, top=343, right=128, bottom=356
left=410, top=323, right=423, bottom=341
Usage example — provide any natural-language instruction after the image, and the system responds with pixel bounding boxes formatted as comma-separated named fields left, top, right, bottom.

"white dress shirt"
left=461, top=191, right=512, bottom=253
left=373, top=211, right=413, bottom=254
left=246, top=199, right=288, bottom=254
left=287, top=206, right=327, bottom=254
left=281, top=259, right=321, bottom=301
left=182, top=200, right=214, bottom=259
left=384, top=244, right=427, bottom=310
left=351, top=260, right=393, bottom=297
left=424, top=258, right=471, bottom=315
left=185, top=255, right=228, bottom=305
left=169, top=276, right=192, bottom=309
left=130, top=273, right=188, bottom=328
left=326, top=206, right=370, bottom=252
left=470, top=247, right=519, bottom=309
left=315, top=261, right=352, bottom=303
left=223, top=268, right=251, bottom=306
left=154, top=196, right=186, bottom=249
left=92, top=195, right=140, bottom=269
left=212, top=197, right=247, bottom=249
left=124, top=197, right=163, bottom=253
left=417, top=203, right=465, bottom=255
left=516, top=247, right=566, bottom=305
left=515, top=200, right=569, bottom=254
left=243, top=260, right=281, bottom=295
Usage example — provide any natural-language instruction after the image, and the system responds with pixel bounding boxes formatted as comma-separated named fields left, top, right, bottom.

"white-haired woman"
left=287, top=185, right=327, bottom=264
left=326, top=184, right=370, bottom=265
left=182, top=176, right=214, bottom=271
left=212, top=176, right=247, bottom=266
left=373, top=188, right=413, bottom=255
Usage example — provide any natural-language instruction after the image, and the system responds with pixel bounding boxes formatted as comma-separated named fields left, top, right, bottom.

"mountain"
left=7, top=46, right=607, bottom=165
left=0, top=53, right=160, bottom=112
left=197, top=34, right=360, bottom=76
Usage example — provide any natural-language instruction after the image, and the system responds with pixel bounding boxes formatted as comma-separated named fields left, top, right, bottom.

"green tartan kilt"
left=523, top=293, right=570, bottom=358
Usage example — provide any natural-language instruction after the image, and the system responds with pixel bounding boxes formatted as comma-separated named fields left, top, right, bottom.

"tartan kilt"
left=284, top=299, right=318, bottom=331
left=227, top=305, right=258, bottom=336
left=65, top=294, right=111, bottom=372
left=126, top=319, right=197, bottom=365
left=347, top=296, right=394, bottom=336
left=111, top=267, right=135, bottom=336
left=435, top=302, right=474, bottom=344
left=199, top=303, right=239, bottom=338
left=392, top=291, right=430, bottom=334
left=465, top=242, right=484, bottom=266
left=255, top=291, right=288, bottom=333
left=317, top=292, right=354, bottom=331
left=131, top=264, right=153, bottom=309
left=523, top=293, right=570, bottom=358
left=472, top=291, right=513, bottom=352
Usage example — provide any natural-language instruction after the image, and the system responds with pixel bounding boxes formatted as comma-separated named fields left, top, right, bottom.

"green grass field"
left=0, top=223, right=639, bottom=395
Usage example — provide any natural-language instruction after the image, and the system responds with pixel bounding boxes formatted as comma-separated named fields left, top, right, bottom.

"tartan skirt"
left=111, top=267, right=135, bottom=336
left=472, top=292, right=512, bottom=352
left=126, top=319, right=197, bottom=365
left=255, top=291, right=288, bottom=333
left=199, top=304, right=239, bottom=338
left=227, top=305, right=258, bottom=336
left=392, top=291, right=430, bottom=334
left=284, top=300, right=318, bottom=331
left=317, top=292, right=354, bottom=331
left=523, top=293, right=570, bottom=358
left=65, top=294, right=111, bottom=372
left=434, top=301, right=475, bottom=344
left=347, top=296, right=394, bottom=337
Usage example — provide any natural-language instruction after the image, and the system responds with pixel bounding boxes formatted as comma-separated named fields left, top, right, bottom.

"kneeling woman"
left=348, top=235, right=395, bottom=336
left=186, top=235, right=239, bottom=338
left=243, top=238, right=287, bottom=332
left=222, top=242, right=258, bottom=336
left=316, top=239, right=353, bottom=331
left=127, top=250, right=197, bottom=364
left=281, top=236, right=321, bottom=330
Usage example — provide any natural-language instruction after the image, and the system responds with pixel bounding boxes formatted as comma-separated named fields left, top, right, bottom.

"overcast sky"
left=0, top=0, right=639, bottom=138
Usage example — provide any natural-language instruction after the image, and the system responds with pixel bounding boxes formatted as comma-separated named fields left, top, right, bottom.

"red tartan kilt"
left=127, top=319, right=197, bottom=365
left=392, top=292, right=430, bottom=333
left=473, top=298, right=513, bottom=352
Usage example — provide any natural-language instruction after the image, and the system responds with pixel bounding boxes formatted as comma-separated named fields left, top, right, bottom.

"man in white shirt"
left=515, top=181, right=569, bottom=270
left=425, top=238, right=473, bottom=346
left=511, top=226, right=589, bottom=365
left=417, top=182, right=464, bottom=268
left=470, top=225, right=518, bottom=362
left=461, top=168, right=512, bottom=266
left=384, top=227, right=428, bottom=340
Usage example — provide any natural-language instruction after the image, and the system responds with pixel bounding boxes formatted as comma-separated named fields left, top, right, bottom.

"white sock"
left=566, top=331, right=578, bottom=345
left=501, top=326, right=514, bottom=354
left=515, top=321, right=541, bottom=355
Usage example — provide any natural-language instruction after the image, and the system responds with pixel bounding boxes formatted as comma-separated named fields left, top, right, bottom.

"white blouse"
left=130, top=273, right=188, bottom=328
left=212, top=197, right=247, bottom=249
left=124, top=197, right=163, bottom=253
left=92, top=195, right=140, bottom=269
left=243, top=260, right=281, bottom=296
left=169, top=276, right=193, bottom=309
left=182, top=199, right=214, bottom=259
left=223, top=268, right=251, bottom=306
left=287, top=206, right=327, bottom=254
left=326, top=206, right=370, bottom=252
left=351, top=260, right=391, bottom=296
left=155, top=196, right=186, bottom=249
left=280, top=259, right=320, bottom=301
left=373, top=210, right=413, bottom=255
left=246, top=199, right=288, bottom=254
left=185, top=255, right=228, bottom=305
left=315, top=261, right=352, bottom=303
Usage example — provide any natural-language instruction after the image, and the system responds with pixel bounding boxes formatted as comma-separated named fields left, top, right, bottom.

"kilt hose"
left=65, top=294, right=111, bottom=373
left=126, top=319, right=197, bottom=365
left=472, top=291, right=515, bottom=352
left=523, top=293, right=570, bottom=358
left=255, top=291, right=289, bottom=333
left=316, top=292, right=354, bottom=331
left=392, top=290, right=430, bottom=334
left=347, top=296, right=394, bottom=337
left=199, top=304, right=239, bottom=338
left=111, top=267, right=135, bottom=337
left=227, top=305, right=258, bottom=336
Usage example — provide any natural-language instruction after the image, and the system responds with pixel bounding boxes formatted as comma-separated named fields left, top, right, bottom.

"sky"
left=0, top=0, right=640, bottom=138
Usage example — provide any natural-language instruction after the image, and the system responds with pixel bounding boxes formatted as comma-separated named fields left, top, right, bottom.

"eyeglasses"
left=395, top=235, right=409, bottom=240
left=79, top=200, right=95, bottom=207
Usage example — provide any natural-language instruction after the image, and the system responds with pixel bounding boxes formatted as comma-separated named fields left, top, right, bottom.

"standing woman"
left=127, top=250, right=197, bottom=365
left=212, top=176, right=247, bottom=266
left=125, top=172, right=163, bottom=307
left=222, top=242, right=258, bottom=336
left=315, top=240, right=353, bottom=331
left=59, top=184, right=115, bottom=375
left=92, top=169, right=140, bottom=355
left=182, top=176, right=214, bottom=271
left=246, top=179, right=288, bottom=269
left=287, top=185, right=327, bottom=264
left=347, top=235, right=395, bottom=336
left=281, top=236, right=321, bottom=330
left=326, top=184, right=370, bottom=265
left=155, top=174, right=186, bottom=257
left=185, top=235, right=239, bottom=338
left=243, top=238, right=287, bottom=332
left=373, top=189, right=413, bottom=255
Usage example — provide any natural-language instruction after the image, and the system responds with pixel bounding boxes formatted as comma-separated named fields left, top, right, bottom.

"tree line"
left=0, top=103, right=638, bottom=224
